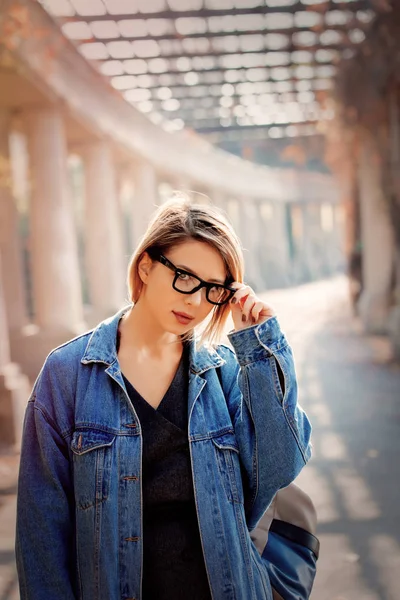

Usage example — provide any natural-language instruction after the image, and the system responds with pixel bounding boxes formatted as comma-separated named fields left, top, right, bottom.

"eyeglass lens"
left=174, top=272, right=231, bottom=304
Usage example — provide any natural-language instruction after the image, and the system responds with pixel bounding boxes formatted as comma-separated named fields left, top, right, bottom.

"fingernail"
left=232, top=297, right=237, bottom=304
left=242, top=314, right=247, bottom=322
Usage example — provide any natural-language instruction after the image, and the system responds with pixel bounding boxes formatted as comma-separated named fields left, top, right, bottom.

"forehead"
left=167, top=240, right=226, bottom=282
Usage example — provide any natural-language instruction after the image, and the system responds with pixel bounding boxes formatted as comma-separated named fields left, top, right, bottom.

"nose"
left=185, top=288, right=204, bottom=307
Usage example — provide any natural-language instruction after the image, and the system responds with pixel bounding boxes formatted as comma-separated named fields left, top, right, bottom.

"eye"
left=208, top=285, right=230, bottom=302
left=177, top=272, right=190, bottom=281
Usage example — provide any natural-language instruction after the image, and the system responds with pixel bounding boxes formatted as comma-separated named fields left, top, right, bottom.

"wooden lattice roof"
left=38, top=0, right=386, bottom=140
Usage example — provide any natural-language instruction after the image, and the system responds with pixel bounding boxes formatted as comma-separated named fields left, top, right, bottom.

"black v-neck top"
left=120, top=342, right=212, bottom=600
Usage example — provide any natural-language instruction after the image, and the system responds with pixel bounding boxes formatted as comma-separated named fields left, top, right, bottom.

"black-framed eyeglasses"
left=155, top=253, right=235, bottom=306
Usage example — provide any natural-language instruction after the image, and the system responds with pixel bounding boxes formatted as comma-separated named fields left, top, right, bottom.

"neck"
left=119, top=299, right=181, bottom=356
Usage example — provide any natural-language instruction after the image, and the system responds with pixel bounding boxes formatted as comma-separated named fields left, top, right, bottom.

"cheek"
left=152, top=284, right=180, bottom=312
left=197, top=303, right=215, bottom=322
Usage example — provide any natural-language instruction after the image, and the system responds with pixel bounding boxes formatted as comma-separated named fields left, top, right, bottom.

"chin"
left=170, top=324, right=195, bottom=336
left=170, top=319, right=196, bottom=337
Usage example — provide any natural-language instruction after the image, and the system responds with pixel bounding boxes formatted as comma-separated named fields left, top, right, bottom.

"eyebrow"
left=175, top=263, right=226, bottom=285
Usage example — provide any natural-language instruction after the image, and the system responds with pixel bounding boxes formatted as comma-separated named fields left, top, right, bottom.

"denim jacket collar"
left=81, top=306, right=226, bottom=376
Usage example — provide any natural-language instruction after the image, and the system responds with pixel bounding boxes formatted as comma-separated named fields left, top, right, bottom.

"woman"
left=15, top=199, right=312, bottom=600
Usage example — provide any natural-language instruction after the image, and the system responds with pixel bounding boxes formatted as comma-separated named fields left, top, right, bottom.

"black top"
left=120, top=342, right=212, bottom=600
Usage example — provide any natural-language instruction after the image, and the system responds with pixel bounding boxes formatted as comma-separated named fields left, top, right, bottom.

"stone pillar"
left=287, top=203, right=305, bottom=284
left=237, top=197, right=264, bottom=291
left=158, top=180, right=174, bottom=205
left=211, top=188, right=229, bottom=215
left=0, top=259, right=11, bottom=369
left=260, top=201, right=292, bottom=288
left=0, top=111, right=28, bottom=332
left=26, top=107, right=84, bottom=332
left=253, top=201, right=269, bottom=289
left=82, top=141, right=127, bottom=324
left=171, top=175, right=192, bottom=196
left=301, top=204, right=318, bottom=281
left=131, top=160, right=159, bottom=248
left=0, top=254, right=30, bottom=448
left=13, top=108, right=86, bottom=381
left=190, top=185, right=211, bottom=204
left=329, top=203, right=346, bottom=273
left=357, top=131, right=395, bottom=333
left=225, top=197, right=240, bottom=233
left=387, top=88, right=400, bottom=358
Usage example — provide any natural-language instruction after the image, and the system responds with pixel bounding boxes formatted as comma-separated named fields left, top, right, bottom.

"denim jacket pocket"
left=71, top=429, right=116, bottom=511
left=211, top=431, right=244, bottom=505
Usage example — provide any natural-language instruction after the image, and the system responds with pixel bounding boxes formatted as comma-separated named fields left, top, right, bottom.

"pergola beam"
left=78, top=23, right=370, bottom=45
left=67, top=1, right=372, bottom=23
left=120, top=75, right=333, bottom=93
left=202, top=127, right=322, bottom=142
left=112, top=66, right=336, bottom=80
left=98, top=44, right=345, bottom=60
left=194, top=120, right=317, bottom=133
left=140, top=93, right=323, bottom=104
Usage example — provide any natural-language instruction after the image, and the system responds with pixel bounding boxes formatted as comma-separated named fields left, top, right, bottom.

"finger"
left=241, top=294, right=257, bottom=322
left=259, top=304, right=276, bottom=318
left=229, top=281, right=245, bottom=291
left=231, top=285, right=253, bottom=306
left=228, top=283, right=245, bottom=305
left=250, top=300, right=265, bottom=322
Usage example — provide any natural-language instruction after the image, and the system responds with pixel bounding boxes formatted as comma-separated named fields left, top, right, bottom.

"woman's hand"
left=229, top=283, right=275, bottom=331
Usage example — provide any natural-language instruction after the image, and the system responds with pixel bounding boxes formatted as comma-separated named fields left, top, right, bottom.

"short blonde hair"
left=127, top=196, right=244, bottom=346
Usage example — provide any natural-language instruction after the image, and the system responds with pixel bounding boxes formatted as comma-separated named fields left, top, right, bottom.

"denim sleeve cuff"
left=227, top=316, right=287, bottom=364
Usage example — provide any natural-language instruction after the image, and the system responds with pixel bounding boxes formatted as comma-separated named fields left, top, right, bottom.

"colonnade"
left=0, top=108, right=344, bottom=448
left=0, top=0, right=378, bottom=448
left=0, top=106, right=287, bottom=395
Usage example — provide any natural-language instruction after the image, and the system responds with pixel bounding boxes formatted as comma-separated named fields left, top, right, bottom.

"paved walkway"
left=0, top=451, right=19, bottom=600
left=1, top=276, right=399, bottom=600
left=266, top=276, right=400, bottom=600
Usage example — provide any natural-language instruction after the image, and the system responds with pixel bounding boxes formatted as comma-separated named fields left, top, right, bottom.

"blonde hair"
left=127, top=196, right=244, bottom=346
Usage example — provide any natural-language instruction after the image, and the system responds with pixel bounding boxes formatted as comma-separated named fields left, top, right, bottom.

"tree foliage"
left=331, top=3, right=400, bottom=249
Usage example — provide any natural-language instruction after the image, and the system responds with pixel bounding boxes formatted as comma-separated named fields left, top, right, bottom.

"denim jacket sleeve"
left=15, top=355, right=78, bottom=600
left=222, top=316, right=312, bottom=531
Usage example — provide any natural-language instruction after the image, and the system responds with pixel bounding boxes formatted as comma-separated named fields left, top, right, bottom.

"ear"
left=137, top=252, right=154, bottom=284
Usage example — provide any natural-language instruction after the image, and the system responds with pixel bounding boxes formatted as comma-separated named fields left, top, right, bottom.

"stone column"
left=82, top=141, right=127, bottom=324
left=0, top=258, right=11, bottom=369
left=237, top=197, right=264, bottom=291
left=26, top=107, right=84, bottom=333
left=225, top=197, right=240, bottom=233
left=171, top=175, right=192, bottom=196
left=190, top=185, right=212, bottom=204
left=0, top=111, right=28, bottom=333
left=357, top=130, right=395, bottom=333
left=286, top=203, right=305, bottom=284
left=261, top=201, right=292, bottom=288
left=0, top=254, right=30, bottom=448
left=252, top=201, right=269, bottom=289
left=387, top=88, right=400, bottom=358
left=131, top=160, right=159, bottom=248
left=301, top=204, right=317, bottom=280
left=158, top=180, right=174, bottom=205
left=211, top=188, right=229, bottom=215
left=329, top=203, right=346, bottom=273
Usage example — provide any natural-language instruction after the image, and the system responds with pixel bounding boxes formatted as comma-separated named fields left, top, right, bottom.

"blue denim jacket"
left=15, top=308, right=311, bottom=600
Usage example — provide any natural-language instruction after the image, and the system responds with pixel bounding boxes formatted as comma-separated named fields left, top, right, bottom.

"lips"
left=172, top=311, right=194, bottom=324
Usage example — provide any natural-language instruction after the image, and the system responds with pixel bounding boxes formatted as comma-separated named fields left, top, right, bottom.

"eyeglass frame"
left=152, top=252, right=236, bottom=306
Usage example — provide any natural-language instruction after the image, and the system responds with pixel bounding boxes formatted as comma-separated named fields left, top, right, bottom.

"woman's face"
left=138, top=239, right=228, bottom=335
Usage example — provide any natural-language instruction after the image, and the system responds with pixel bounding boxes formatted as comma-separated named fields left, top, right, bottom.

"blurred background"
left=0, top=0, right=399, bottom=598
